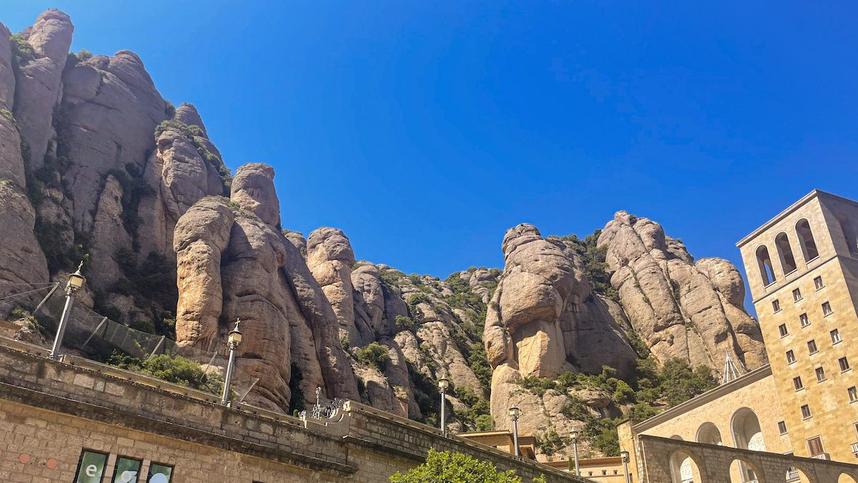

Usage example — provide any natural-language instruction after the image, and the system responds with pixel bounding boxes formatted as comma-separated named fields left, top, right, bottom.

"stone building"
left=0, top=337, right=582, bottom=483
left=618, top=190, right=858, bottom=483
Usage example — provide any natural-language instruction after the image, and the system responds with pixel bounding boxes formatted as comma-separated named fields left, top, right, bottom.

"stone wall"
left=637, top=435, right=858, bottom=483
left=0, top=337, right=582, bottom=482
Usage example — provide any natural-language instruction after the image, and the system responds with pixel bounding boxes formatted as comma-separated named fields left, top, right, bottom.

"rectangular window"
left=814, top=276, right=824, bottom=290
left=147, top=462, right=174, bottom=483
left=822, top=301, right=833, bottom=316
left=807, top=339, right=818, bottom=354
left=786, top=350, right=796, bottom=364
left=793, top=376, right=803, bottom=390
left=773, top=299, right=781, bottom=312
left=831, top=329, right=842, bottom=344
left=74, top=449, right=108, bottom=483
left=779, top=324, right=789, bottom=337
left=778, top=421, right=787, bottom=434
left=793, top=288, right=803, bottom=301
left=849, top=386, right=858, bottom=403
left=840, top=357, right=851, bottom=372
left=801, top=404, right=812, bottom=419
left=807, top=436, right=824, bottom=457
left=111, top=457, right=142, bottom=483
left=815, top=366, right=826, bottom=382
left=800, top=313, right=810, bottom=327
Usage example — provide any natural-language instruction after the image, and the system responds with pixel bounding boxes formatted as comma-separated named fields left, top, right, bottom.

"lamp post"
left=508, top=406, right=521, bottom=457
left=438, top=377, right=449, bottom=436
left=621, top=450, right=631, bottom=483
left=49, top=262, right=86, bottom=360
left=571, top=429, right=580, bottom=476
left=220, top=319, right=243, bottom=406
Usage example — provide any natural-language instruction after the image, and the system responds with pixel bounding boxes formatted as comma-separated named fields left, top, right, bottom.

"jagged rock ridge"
left=0, top=10, right=769, bottom=460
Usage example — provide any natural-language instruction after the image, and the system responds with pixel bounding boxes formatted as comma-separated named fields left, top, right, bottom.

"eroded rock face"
left=0, top=181, right=49, bottom=317
left=597, top=211, right=767, bottom=369
left=307, top=227, right=371, bottom=346
left=12, top=10, right=73, bottom=170
left=0, top=24, right=15, bottom=109
left=486, top=223, right=637, bottom=438
left=174, top=164, right=358, bottom=409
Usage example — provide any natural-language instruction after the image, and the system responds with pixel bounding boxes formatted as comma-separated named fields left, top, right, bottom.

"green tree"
left=355, top=342, right=390, bottom=371
left=389, top=449, right=523, bottom=483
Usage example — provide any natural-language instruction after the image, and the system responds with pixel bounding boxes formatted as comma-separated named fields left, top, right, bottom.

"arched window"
left=756, top=246, right=776, bottom=285
left=668, top=450, right=700, bottom=483
left=731, top=408, right=765, bottom=451
left=696, top=422, right=722, bottom=445
left=775, top=233, right=797, bottom=274
left=729, top=458, right=761, bottom=483
left=796, top=219, right=819, bottom=261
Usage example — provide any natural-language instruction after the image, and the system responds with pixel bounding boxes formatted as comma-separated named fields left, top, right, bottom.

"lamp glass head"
left=620, top=450, right=629, bottom=461
left=508, top=406, right=520, bottom=419
left=228, top=319, right=243, bottom=346
left=67, top=263, right=86, bottom=290
left=438, top=377, right=450, bottom=391
left=571, top=429, right=579, bottom=441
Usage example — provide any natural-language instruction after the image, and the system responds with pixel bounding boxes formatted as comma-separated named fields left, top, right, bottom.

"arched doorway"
left=696, top=422, right=722, bottom=445
left=731, top=408, right=764, bottom=482
left=729, top=458, right=761, bottom=483
left=838, top=473, right=858, bottom=483
left=669, top=450, right=701, bottom=483
left=731, top=408, right=765, bottom=450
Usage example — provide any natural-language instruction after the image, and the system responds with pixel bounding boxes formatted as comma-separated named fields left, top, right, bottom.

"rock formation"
left=0, top=9, right=772, bottom=460
left=597, top=211, right=767, bottom=369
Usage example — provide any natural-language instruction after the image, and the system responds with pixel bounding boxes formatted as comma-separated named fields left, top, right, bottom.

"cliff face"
left=0, top=9, right=768, bottom=457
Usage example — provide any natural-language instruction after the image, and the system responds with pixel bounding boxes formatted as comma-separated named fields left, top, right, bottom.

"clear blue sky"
left=5, top=1, right=858, bottom=310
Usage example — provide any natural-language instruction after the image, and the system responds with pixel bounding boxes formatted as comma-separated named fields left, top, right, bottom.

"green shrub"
left=389, top=449, right=523, bottom=483
left=394, top=315, right=417, bottom=333
left=355, top=342, right=390, bottom=371
left=10, top=33, right=35, bottom=65
left=107, top=352, right=223, bottom=394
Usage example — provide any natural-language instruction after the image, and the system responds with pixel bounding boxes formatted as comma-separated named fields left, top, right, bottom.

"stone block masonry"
left=0, top=337, right=582, bottom=482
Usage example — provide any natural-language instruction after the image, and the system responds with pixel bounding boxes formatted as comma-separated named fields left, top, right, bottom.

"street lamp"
left=621, top=450, right=631, bottom=483
left=49, top=262, right=86, bottom=360
left=438, top=377, right=450, bottom=436
left=221, top=319, right=243, bottom=406
left=571, top=429, right=580, bottom=476
left=508, top=406, right=521, bottom=457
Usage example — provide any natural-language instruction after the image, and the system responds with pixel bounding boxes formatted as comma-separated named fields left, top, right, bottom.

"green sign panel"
left=112, top=456, right=142, bottom=483
left=147, top=462, right=174, bottom=483
left=75, top=450, right=107, bottom=483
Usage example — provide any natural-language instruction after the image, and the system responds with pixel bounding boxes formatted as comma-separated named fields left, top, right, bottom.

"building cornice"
left=632, top=364, right=773, bottom=433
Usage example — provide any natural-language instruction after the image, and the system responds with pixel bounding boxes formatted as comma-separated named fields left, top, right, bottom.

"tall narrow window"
left=757, top=245, right=777, bottom=285
left=796, top=219, right=819, bottom=261
left=776, top=232, right=798, bottom=273
left=793, top=376, right=803, bottom=390
left=822, top=301, right=833, bottom=316
left=831, top=329, right=842, bottom=344
left=779, top=324, right=789, bottom=337
left=793, top=288, right=802, bottom=301
left=840, top=357, right=851, bottom=372
left=800, top=313, right=810, bottom=327
left=849, top=386, right=858, bottom=403
left=807, top=340, right=818, bottom=354
left=814, top=276, right=824, bottom=290
left=773, top=299, right=781, bottom=313
left=807, top=436, right=824, bottom=456
left=786, top=350, right=796, bottom=364
left=801, top=404, right=812, bottom=419
left=778, top=421, right=787, bottom=434
left=815, top=366, right=826, bottom=381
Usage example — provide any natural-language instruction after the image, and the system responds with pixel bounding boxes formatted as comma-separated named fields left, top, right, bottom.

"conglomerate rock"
left=12, top=9, right=73, bottom=170
left=597, top=211, right=767, bottom=370
left=174, top=164, right=359, bottom=409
